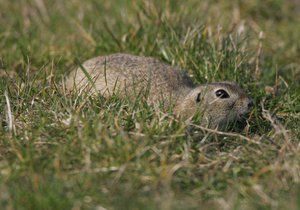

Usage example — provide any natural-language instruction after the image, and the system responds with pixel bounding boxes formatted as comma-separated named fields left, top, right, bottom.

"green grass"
left=0, top=0, right=299, bottom=209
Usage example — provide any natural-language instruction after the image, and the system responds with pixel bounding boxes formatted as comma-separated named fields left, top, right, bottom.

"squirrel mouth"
left=237, top=111, right=250, bottom=121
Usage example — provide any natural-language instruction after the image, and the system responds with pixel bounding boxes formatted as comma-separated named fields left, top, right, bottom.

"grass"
left=0, top=0, right=299, bottom=209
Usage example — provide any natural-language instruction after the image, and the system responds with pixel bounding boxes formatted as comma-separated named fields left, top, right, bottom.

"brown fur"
left=65, top=53, right=253, bottom=129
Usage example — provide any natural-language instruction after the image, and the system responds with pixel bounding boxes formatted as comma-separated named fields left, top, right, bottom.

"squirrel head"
left=175, top=82, right=253, bottom=129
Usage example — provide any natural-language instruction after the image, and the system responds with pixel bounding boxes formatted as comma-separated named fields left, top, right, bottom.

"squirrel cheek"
left=232, top=100, right=245, bottom=115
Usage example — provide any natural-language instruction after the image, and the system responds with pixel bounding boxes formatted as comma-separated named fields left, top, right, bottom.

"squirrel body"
left=66, top=53, right=253, bottom=128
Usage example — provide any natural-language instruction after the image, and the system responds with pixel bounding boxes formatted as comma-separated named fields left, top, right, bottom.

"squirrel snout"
left=247, top=99, right=254, bottom=109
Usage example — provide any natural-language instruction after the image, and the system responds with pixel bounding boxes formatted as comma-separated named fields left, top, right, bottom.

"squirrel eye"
left=215, top=89, right=230, bottom=99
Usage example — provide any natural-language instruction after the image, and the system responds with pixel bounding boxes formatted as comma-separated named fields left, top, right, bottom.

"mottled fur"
left=66, top=53, right=253, bottom=129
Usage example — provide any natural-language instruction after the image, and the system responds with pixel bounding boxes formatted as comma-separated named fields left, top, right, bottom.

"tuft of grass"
left=0, top=0, right=299, bottom=209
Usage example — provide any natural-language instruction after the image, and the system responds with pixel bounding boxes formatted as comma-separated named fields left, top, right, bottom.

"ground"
left=0, top=0, right=299, bottom=209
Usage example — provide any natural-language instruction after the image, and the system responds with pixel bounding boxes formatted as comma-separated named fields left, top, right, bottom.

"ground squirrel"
left=65, top=53, right=253, bottom=129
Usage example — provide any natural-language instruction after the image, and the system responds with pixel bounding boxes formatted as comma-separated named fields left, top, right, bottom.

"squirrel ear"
left=196, top=92, right=201, bottom=103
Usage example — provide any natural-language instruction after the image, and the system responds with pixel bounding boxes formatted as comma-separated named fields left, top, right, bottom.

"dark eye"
left=215, top=89, right=230, bottom=99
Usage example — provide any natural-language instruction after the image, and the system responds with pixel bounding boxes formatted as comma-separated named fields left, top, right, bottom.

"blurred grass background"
left=0, top=0, right=299, bottom=209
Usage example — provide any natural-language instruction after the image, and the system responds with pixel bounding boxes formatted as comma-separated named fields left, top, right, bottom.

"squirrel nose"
left=247, top=99, right=254, bottom=109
